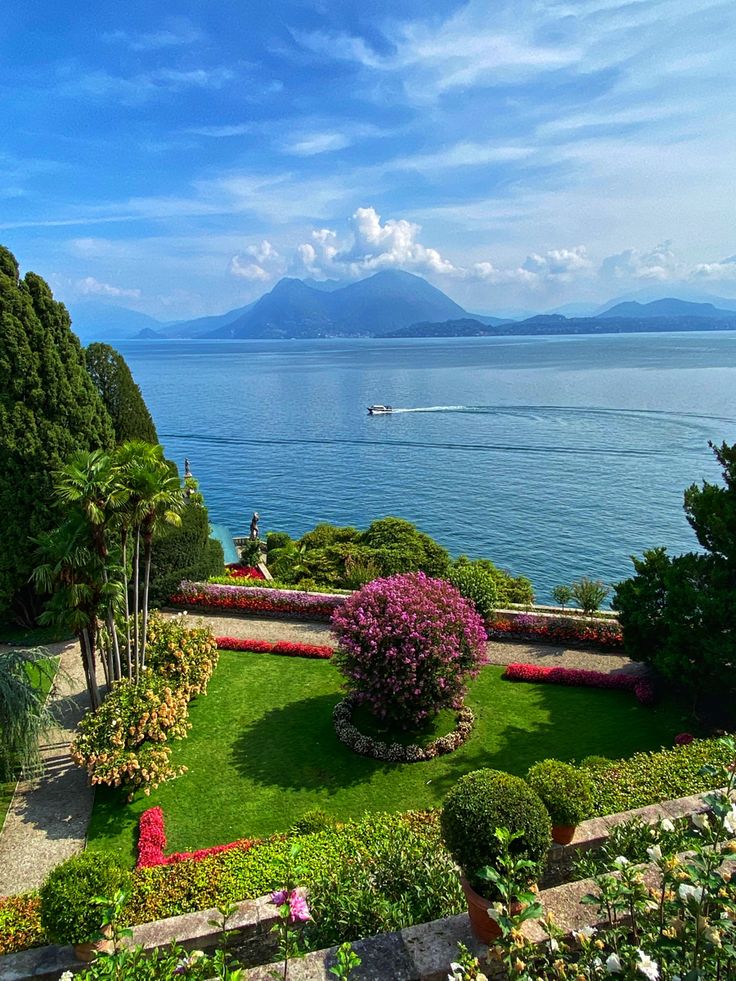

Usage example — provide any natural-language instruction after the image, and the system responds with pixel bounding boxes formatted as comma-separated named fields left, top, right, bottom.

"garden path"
left=0, top=639, right=94, bottom=896
left=164, top=610, right=647, bottom=677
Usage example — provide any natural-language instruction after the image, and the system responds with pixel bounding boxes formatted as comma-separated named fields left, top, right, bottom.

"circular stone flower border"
left=332, top=696, right=475, bottom=763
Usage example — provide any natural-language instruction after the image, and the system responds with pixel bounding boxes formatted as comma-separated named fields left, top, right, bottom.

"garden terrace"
left=86, top=648, right=691, bottom=863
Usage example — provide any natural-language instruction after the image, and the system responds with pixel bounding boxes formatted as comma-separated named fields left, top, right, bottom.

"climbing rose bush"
left=331, top=572, right=488, bottom=727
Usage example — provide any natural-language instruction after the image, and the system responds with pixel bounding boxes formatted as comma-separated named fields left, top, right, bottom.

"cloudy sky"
left=1, top=0, right=735, bottom=319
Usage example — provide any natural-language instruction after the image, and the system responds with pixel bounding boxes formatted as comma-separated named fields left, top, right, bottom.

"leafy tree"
left=0, top=246, right=113, bottom=622
left=359, top=517, right=451, bottom=578
left=615, top=442, right=736, bottom=704
left=453, top=556, right=534, bottom=606
left=570, top=577, right=610, bottom=614
left=85, top=343, right=157, bottom=444
left=551, top=585, right=573, bottom=609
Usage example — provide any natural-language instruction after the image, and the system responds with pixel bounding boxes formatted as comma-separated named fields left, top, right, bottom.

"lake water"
left=117, top=333, right=736, bottom=603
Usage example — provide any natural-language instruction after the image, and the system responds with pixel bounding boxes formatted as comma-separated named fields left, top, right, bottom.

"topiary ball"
left=40, top=851, right=131, bottom=945
left=440, top=768, right=552, bottom=897
left=526, top=759, right=594, bottom=826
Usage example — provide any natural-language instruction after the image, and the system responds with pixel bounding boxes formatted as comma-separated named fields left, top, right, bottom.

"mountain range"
left=67, top=271, right=736, bottom=343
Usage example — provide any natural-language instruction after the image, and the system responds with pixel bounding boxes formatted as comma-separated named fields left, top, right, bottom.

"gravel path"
left=164, top=609, right=645, bottom=677
left=0, top=640, right=94, bottom=896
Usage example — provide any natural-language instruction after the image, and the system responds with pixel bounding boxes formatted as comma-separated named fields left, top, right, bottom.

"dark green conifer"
left=0, top=246, right=114, bottom=621
left=85, top=342, right=157, bottom=444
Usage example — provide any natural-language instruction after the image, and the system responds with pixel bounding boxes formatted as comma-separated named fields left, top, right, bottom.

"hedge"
left=171, top=581, right=344, bottom=620
left=488, top=613, right=623, bottom=649
left=216, top=636, right=334, bottom=659
left=505, top=662, right=656, bottom=704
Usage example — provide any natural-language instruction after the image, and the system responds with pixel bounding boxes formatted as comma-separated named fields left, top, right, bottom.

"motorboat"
left=367, top=404, right=393, bottom=414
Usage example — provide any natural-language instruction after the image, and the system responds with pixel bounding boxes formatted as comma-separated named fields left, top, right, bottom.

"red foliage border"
left=488, top=615, right=623, bottom=650
left=504, top=662, right=655, bottom=704
left=215, top=636, right=334, bottom=659
left=136, top=806, right=257, bottom=868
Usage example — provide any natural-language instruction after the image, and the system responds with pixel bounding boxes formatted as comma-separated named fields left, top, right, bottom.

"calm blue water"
left=117, top=333, right=736, bottom=603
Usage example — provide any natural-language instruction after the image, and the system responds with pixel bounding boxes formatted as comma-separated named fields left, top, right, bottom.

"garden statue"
left=184, top=457, right=193, bottom=478
left=250, top=511, right=260, bottom=539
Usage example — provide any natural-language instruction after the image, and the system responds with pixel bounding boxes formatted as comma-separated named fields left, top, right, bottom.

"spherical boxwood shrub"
left=440, top=768, right=552, bottom=897
left=40, top=852, right=131, bottom=944
left=331, top=572, right=488, bottom=728
left=448, top=564, right=498, bottom=620
left=526, top=759, right=594, bottom=826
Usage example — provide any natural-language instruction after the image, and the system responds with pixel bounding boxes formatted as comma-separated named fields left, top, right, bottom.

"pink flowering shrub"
left=331, top=572, right=488, bottom=727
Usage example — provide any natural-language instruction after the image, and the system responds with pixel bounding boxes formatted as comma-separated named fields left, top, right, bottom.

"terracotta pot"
left=551, top=824, right=577, bottom=845
left=73, top=927, right=113, bottom=962
left=460, top=876, right=526, bottom=944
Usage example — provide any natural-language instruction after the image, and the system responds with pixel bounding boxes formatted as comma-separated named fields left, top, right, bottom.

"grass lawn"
left=87, top=651, right=693, bottom=866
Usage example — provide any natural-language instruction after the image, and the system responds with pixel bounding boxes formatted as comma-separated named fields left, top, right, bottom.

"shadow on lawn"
left=231, top=692, right=402, bottom=792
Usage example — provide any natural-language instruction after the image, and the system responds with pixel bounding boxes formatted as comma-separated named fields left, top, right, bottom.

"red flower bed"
left=170, top=581, right=343, bottom=621
left=488, top=613, right=623, bottom=650
left=136, top=806, right=257, bottom=868
left=226, top=564, right=265, bottom=580
left=216, top=636, right=334, bottom=659
left=504, top=662, right=655, bottom=704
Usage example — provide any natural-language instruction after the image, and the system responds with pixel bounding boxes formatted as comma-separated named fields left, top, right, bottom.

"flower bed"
left=170, top=581, right=345, bottom=621
left=488, top=612, right=623, bottom=649
left=225, top=563, right=266, bottom=580
left=504, top=662, right=654, bottom=704
left=332, top=696, right=475, bottom=762
left=137, top=806, right=257, bottom=868
left=216, top=636, right=334, bottom=659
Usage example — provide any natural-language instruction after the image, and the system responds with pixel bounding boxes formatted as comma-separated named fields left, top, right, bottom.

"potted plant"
left=39, top=852, right=131, bottom=961
left=440, top=769, right=552, bottom=943
left=526, top=759, right=593, bottom=844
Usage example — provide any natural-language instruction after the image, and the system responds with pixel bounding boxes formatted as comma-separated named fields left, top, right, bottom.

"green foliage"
left=453, top=556, right=534, bottom=606
left=299, top=524, right=360, bottom=550
left=148, top=501, right=225, bottom=607
left=359, top=517, right=451, bottom=578
left=440, top=769, right=551, bottom=897
left=0, top=894, right=45, bottom=955
left=551, top=584, right=573, bottom=609
left=0, top=246, right=114, bottom=622
left=39, top=851, right=131, bottom=944
left=72, top=616, right=218, bottom=796
left=290, top=808, right=338, bottom=836
left=0, top=649, right=57, bottom=780
left=615, top=442, right=736, bottom=702
left=582, top=736, right=734, bottom=815
left=448, top=563, right=498, bottom=619
left=570, top=576, right=609, bottom=614
left=85, top=343, right=157, bottom=444
left=123, top=812, right=462, bottom=943
left=266, top=531, right=293, bottom=552
left=525, top=759, right=593, bottom=826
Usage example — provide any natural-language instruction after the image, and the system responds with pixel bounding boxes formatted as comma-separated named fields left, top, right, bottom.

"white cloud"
left=600, top=243, right=681, bottom=282
left=104, top=19, right=204, bottom=51
left=229, top=239, right=282, bottom=281
left=522, top=247, right=592, bottom=281
left=76, top=276, right=141, bottom=299
left=281, top=132, right=352, bottom=156
left=691, top=255, right=736, bottom=280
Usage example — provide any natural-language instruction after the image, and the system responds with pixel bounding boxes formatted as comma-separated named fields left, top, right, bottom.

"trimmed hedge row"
left=505, top=662, right=656, bottom=705
left=584, top=737, right=734, bottom=815
left=215, top=636, right=334, bottom=659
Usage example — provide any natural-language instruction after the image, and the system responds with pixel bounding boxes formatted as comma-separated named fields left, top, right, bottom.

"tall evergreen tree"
left=85, top=342, right=157, bottom=444
left=0, top=246, right=114, bottom=622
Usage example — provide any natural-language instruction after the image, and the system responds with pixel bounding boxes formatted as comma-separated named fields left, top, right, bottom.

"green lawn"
left=87, top=651, right=693, bottom=866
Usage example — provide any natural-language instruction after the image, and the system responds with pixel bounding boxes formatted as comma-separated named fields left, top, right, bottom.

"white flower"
left=548, top=938, right=559, bottom=951
left=606, top=952, right=623, bottom=973
left=692, top=811, right=710, bottom=830
left=636, top=949, right=659, bottom=980
left=574, top=925, right=597, bottom=940
left=723, top=805, right=736, bottom=835
left=660, top=818, right=675, bottom=832
left=613, top=855, right=630, bottom=868
left=59, top=973, right=74, bottom=981
left=678, top=883, right=704, bottom=904
left=646, top=844, right=662, bottom=862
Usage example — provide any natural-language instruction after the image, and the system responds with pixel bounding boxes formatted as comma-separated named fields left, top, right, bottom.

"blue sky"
left=1, top=0, right=735, bottom=319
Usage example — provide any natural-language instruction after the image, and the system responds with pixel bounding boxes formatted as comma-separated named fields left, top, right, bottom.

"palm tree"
left=0, top=647, right=58, bottom=781
left=113, top=443, right=183, bottom=673
left=33, top=511, right=105, bottom=710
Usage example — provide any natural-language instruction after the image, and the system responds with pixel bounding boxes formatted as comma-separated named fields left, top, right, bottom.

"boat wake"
left=390, top=405, right=466, bottom=413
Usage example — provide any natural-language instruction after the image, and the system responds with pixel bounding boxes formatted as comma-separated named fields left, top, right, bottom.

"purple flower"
left=270, top=889, right=288, bottom=906
left=288, top=891, right=312, bottom=923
